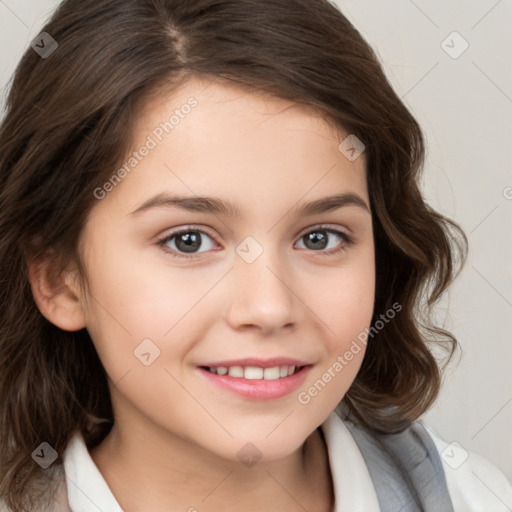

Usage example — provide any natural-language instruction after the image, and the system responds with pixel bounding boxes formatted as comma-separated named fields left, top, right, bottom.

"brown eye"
left=295, top=227, right=354, bottom=255
left=158, top=229, right=216, bottom=259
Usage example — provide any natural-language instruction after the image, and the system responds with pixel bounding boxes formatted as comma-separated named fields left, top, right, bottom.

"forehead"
left=88, top=76, right=369, bottom=225
left=136, top=76, right=347, bottom=146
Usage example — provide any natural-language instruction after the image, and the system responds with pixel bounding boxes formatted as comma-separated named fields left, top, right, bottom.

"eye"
left=295, top=226, right=354, bottom=256
left=157, top=224, right=354, bottom=260
left=157, top=227, right=217, bottom=259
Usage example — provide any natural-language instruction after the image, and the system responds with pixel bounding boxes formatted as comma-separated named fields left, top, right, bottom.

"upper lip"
left=198, top=357, right=311, bottom=368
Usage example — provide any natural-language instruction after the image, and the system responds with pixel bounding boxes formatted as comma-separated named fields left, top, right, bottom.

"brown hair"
left=0, top=0, right=467, bottom=509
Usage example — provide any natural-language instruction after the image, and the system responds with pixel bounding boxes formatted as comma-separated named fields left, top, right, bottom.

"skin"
left=29, top=76, right=375, bottom=512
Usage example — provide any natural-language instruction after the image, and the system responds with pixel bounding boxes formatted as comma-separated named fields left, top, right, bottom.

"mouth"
left=199, top=364, right=304, bottom=380
left=196, top=359, right=312, bottom=400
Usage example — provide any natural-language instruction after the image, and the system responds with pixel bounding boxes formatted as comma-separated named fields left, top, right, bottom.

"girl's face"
left=77, top=77, right=375, bottom=462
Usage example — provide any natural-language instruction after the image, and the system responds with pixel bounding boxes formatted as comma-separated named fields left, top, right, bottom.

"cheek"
left=84, top=232, right=216, bottom=332
left=80, top=242, right=228, bottom=382
left=314, top=244, right=376, bottom=350
left=298, top=244, right=375, bottom=403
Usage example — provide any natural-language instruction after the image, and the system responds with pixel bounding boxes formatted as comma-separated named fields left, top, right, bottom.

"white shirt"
left=7, top=412, right=512, bottom=511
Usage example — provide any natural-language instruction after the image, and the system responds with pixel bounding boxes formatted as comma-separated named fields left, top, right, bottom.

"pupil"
left=177, top=232, right=201, bottom=253
left=306, top=231, right=327, bottom=250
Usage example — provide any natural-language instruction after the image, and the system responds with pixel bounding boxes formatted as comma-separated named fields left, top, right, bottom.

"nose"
left=224, top=244, right=298, bottom=334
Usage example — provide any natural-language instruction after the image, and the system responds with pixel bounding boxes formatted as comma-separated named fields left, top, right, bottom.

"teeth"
left=228, top=366, right=244, bottom=378
left=263, top=367, right=280, bottom=380
left=208, top=365, right=299, bottom=379
left=244, top=366, right=264, bottom=379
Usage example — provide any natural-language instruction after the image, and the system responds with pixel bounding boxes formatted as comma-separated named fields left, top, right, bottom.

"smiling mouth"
left=199, top=365, right=305, bottom=380
left=197, top=363, right=312, bottom=400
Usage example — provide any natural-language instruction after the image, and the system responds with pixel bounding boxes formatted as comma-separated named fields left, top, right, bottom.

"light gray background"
left=1, top=0, right=511, bottom=482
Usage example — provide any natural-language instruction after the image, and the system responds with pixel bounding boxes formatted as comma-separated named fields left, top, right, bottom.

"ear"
left=27, top=250, right=86, bottom=331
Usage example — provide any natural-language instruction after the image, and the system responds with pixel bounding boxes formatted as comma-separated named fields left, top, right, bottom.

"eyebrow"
left=129, top=192, right=371, bottom=217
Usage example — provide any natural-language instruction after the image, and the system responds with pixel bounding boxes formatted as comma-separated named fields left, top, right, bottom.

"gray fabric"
left=340, top=409, right=455, bottom=512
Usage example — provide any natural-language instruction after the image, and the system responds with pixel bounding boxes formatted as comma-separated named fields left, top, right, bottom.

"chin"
left=203, top=429, right=311, bottom=466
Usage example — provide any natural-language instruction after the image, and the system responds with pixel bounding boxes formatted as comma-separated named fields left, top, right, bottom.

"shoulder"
left=330, top=406, right=512, bottom=512
left=420, top=420, right=512, bottom=511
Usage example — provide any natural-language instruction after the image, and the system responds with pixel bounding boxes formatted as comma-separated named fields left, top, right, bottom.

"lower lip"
left=198, top=366, right=312, bottom=400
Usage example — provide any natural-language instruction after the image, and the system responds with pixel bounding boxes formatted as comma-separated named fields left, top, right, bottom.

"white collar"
left=62, top=411, right=379, bottom=511
left=63, top=431, right=123, bottom=512
left=321, top=411, right=380, bottom=511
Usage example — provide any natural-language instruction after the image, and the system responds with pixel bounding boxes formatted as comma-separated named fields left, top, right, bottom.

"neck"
left=90, top=417, right=334, bottom=512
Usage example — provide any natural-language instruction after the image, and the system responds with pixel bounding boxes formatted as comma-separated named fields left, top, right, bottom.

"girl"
left=0, top=0, right=510, bottom=511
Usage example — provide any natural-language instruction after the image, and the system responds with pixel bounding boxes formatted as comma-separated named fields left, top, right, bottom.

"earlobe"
left=26, top=252, right=86, bottom=332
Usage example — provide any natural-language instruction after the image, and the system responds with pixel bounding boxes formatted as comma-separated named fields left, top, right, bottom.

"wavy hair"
left=0, top=0, right=467, bottom=509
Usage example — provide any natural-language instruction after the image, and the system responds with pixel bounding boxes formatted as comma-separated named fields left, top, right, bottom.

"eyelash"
left=157, top=224, right=355, bottom=260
